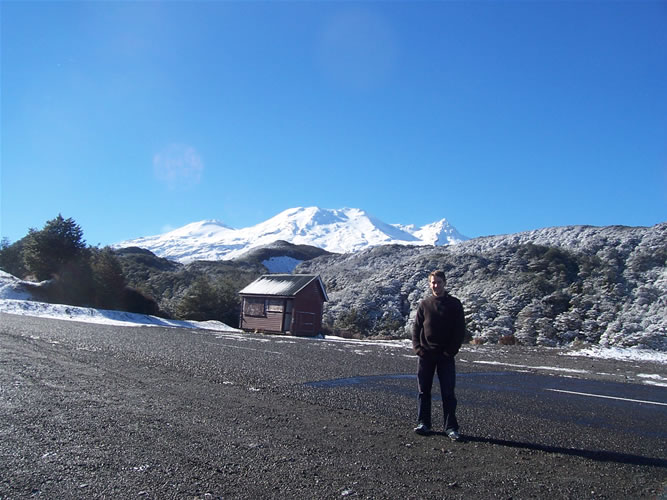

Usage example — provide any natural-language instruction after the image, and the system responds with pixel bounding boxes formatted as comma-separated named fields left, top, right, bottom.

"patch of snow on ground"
left=0, top=299, right=241, bottom=332
left=561, top=346, right=667, bottom=364
left=636, top=373, right=667, bottom=387
left=0, top=270, right=35, bottom=300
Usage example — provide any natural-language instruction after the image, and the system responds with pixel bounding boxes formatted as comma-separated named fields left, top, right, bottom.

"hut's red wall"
left=240, top=298, right=284, bottom=332
left=292, top=281, right=325, bottom=335
left=241, top=311, right=283, bottom=332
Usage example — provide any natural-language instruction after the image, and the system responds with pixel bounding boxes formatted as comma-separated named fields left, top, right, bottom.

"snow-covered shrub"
left=296, top=223, right=667, bottom=350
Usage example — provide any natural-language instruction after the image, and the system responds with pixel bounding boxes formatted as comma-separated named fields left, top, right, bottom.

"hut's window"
left=267, top=299, right=284, bottom=312
left=244, top=297, right=265, bottom=317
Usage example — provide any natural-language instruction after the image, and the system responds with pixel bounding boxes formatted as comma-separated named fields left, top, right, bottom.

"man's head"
left=428, top=270, right=447, bottom=297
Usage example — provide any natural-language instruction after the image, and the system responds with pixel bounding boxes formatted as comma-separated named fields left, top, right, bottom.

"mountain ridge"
left=114, top=207, right=469, bottom=263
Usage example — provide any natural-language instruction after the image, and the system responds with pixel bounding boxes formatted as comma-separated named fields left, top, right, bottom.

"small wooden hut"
left=238, top=274, right=328, bottom=336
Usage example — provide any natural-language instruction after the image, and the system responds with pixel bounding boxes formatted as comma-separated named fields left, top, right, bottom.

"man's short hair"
left=429, top=270, right=446, bottom=283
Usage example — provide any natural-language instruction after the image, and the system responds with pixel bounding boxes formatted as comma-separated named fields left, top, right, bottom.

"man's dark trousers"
left=417, top=352, right=458, bottom=432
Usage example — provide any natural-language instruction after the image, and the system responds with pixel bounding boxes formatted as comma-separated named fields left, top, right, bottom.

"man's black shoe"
left=414, top=423, right=431, bottom=435
left=446, top=429, right=461, bottom=441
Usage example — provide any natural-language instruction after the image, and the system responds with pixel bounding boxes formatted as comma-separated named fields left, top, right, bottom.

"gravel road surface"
left=1, top=313, right=665, bottom=499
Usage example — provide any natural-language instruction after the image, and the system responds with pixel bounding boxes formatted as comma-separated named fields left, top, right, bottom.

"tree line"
left=0, top=215, right=250, bottom=324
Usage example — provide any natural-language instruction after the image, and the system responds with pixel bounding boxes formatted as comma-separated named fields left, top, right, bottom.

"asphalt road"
left=1, top=313, right=665, bottom=499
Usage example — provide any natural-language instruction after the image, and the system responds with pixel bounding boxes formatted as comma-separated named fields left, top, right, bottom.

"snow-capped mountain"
left=395, top=219, right=468, bottom=246
left=114, top=207, right=469, bottom=263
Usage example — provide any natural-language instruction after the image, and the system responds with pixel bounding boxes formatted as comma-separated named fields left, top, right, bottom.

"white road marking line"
left=546, top=388, right=667, bottom=406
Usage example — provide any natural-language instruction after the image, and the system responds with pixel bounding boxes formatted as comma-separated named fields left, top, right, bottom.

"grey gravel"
left=1, top=313, right=665, bottom=499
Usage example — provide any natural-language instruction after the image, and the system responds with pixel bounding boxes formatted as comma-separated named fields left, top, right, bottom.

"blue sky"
left=2, top=1, right=666, bottom=247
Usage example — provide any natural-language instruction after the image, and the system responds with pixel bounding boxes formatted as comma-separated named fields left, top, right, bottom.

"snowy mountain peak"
left=167, top=220, right=234, bottom=238
left=412, top=219, right=468, bottom=246
left=114, top=207, right=469, bottom=263
left=392, top=218, right=467, bottom=246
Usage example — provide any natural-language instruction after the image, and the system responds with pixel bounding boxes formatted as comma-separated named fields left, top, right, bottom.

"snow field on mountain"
left=114, top=206, right=469, bottom=263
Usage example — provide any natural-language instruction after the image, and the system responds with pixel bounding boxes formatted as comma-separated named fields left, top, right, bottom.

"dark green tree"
left=0, top=237, right=27, bottom=277
left=334, top=307, right=372, bottom=337
left=177, top=276, right=219, bottom=321
left=176, top=275, right=241, bottom=325
left=90, top=247, right=127, bottom=309
left=23, top=215, right=86, bottom=280
left=49, top=250, right=95, bottom=306
left=216, top=277, right=242, bottom=326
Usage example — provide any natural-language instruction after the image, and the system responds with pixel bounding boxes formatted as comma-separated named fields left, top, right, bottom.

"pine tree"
left=23, top=214, right=86, bottom=280
left=177, top=276, right=220, bottom=321
left=90, top=247, right=127, bottom=309
left=175, top=275, right=241, bottom=324
left=0, top=237, right=27, bottom=277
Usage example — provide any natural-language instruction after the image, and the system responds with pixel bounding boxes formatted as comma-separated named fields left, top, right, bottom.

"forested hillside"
left=3, top=216, right=664, bottom=350
left=297, top=223, right=666, bottom=350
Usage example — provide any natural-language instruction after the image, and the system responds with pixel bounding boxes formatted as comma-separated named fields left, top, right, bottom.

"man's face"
left=429, top=276, right=446, bottom=297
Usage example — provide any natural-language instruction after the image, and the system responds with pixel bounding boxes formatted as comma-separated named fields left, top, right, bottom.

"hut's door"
left=282, top=300, right=293, bottom=332
left=294, top=311, right=315, bottom=334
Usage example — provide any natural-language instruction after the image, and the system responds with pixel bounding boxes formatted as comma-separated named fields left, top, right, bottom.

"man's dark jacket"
left=412, top=293, right=466, bottom=357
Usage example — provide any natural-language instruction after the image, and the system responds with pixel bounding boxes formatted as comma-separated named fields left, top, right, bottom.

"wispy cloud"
left=153, top=143, right=203, bottom=189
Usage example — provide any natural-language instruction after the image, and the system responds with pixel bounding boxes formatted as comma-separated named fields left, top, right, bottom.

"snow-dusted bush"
left=298, top=222, right=667, bottom=350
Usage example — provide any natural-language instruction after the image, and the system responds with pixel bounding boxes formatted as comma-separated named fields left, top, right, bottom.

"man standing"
left=412, top=270, right=466, bottom=440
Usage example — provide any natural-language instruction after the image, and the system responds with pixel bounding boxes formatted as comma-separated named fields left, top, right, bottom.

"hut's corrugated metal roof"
left=238, top=274, right=328, bottom=301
